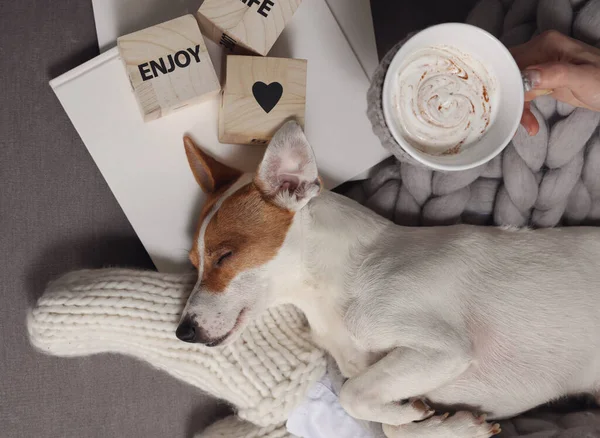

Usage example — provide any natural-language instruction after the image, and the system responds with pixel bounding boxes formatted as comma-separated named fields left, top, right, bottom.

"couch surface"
left=0, top=1, right=229, bottom=437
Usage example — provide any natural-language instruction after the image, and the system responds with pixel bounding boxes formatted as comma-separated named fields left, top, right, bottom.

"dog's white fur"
left=181, top=121, right=600, bottom=437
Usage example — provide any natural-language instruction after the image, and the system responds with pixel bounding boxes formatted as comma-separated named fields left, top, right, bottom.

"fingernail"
left=522, top=69, right=541, bottom=91
left=530, top=89, right=553, bottom=97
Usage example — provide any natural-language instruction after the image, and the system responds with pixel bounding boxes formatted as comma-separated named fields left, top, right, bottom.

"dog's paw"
left=395, top=397, right=435, bottom=424
left=444, top=412, right=501, bottom=437
left=407, top=397, right=435, bottom=418
left=383, top=411, right=500, bottom=438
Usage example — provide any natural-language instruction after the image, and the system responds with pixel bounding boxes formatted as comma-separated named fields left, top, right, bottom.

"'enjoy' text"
left=138, top=45, right=202, bottom=81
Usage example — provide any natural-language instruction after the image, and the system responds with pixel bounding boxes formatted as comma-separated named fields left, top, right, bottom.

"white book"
left=51, top=0, right=388, bottom=273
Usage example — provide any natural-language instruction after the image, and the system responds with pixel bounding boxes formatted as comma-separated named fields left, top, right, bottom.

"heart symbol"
left=252, top=81, right=283, bottom=114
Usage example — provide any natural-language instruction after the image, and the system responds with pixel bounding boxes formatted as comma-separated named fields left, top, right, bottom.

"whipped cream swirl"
left=392, top=46, right=495, bottom=155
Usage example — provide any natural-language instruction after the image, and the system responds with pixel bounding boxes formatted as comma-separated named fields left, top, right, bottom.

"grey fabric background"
left=0, top=1, right=228, bottom=437
left=0, top=1, right=478, bottom=437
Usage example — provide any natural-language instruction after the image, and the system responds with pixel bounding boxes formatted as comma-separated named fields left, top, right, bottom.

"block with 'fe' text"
left=197, top=0, right=302, bottom=56
left=117, top=15, right=220, bottom=122
left=219, top=55, right=307, bottom=145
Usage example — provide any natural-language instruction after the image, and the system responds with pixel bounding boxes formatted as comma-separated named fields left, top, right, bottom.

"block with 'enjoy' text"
left=219, top=55, right=307, bottom=145
left=117, top=15, right=220, bottom=122
left=197, top=0, right=302, bottom=56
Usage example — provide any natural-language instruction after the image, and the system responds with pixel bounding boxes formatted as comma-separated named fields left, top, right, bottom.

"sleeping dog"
left=176, top=121, right=600, bottom=437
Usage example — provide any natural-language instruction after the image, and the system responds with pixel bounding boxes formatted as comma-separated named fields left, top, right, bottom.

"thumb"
left=523, top=62, right=600, bottom=106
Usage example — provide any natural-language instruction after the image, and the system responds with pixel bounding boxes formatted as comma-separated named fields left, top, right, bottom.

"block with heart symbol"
left=117, top=15, right=221, bottom=122
left=197, top=0, right=302, bottom=56
left=219, top=55, right=307, bottom=145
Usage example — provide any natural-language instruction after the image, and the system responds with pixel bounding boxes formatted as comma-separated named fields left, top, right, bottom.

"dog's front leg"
left=339, top=345, right=470, bottom=425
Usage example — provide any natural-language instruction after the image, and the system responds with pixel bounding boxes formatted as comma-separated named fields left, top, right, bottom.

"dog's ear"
left=183, top=136, right=242, bottom=194
left=255, top=120, right=321, bottom=211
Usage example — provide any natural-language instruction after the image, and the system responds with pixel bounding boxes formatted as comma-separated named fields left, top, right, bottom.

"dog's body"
left=177, top=121, right=600, bottom=437
left=290, top=192, right=600, bottom=420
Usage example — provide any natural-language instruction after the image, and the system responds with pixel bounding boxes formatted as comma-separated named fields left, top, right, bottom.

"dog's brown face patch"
left=189, top=183, right=293, bottom=293
left=189, top=180, right=237, bottom=268
left=190, top=178, right=237, bottom=269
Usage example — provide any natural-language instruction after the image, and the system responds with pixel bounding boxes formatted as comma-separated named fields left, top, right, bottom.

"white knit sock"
left=27, top=269, right=326, bottom=435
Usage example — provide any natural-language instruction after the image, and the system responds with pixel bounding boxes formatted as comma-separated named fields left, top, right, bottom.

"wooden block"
left=197, top=0, right=302, bottom=56
left=117, top=15, right=220, bottom=122
left=219, top=55, right=307, bottom=145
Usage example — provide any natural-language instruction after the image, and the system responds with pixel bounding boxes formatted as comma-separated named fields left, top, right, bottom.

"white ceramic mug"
left=382, top=23, right=524, bottom=171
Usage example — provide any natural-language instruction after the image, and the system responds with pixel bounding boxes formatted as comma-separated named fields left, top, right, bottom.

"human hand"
left=510, top=30, right=600, bottom=135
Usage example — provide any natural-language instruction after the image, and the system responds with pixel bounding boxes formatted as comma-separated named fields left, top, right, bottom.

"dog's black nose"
left=176, top=318, right=197, bottom=343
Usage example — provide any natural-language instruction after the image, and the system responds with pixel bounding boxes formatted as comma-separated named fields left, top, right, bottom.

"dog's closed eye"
left=216, top=251, right=233, bottom=267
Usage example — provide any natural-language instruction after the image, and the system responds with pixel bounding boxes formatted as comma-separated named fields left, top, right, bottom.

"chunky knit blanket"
left=363, top=0, right=600, bottom=228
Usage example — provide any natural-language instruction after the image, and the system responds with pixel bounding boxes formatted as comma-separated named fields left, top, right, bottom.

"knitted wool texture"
left=27, top=269, right=326, bottom=438
left=364, top=0, right=600, bottom=228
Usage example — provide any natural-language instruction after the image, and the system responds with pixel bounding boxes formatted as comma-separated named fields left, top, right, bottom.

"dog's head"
left=176, top=121, right=321, bottom=346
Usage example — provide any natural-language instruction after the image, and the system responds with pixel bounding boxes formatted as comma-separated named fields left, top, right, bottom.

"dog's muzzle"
left=175, top=316, right=198, bottom=343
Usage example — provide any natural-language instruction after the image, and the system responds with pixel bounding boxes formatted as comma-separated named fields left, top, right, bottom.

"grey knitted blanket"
left=352, top=0, right=600, bottom=229
left=338, top=0, right=600, bottom=436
